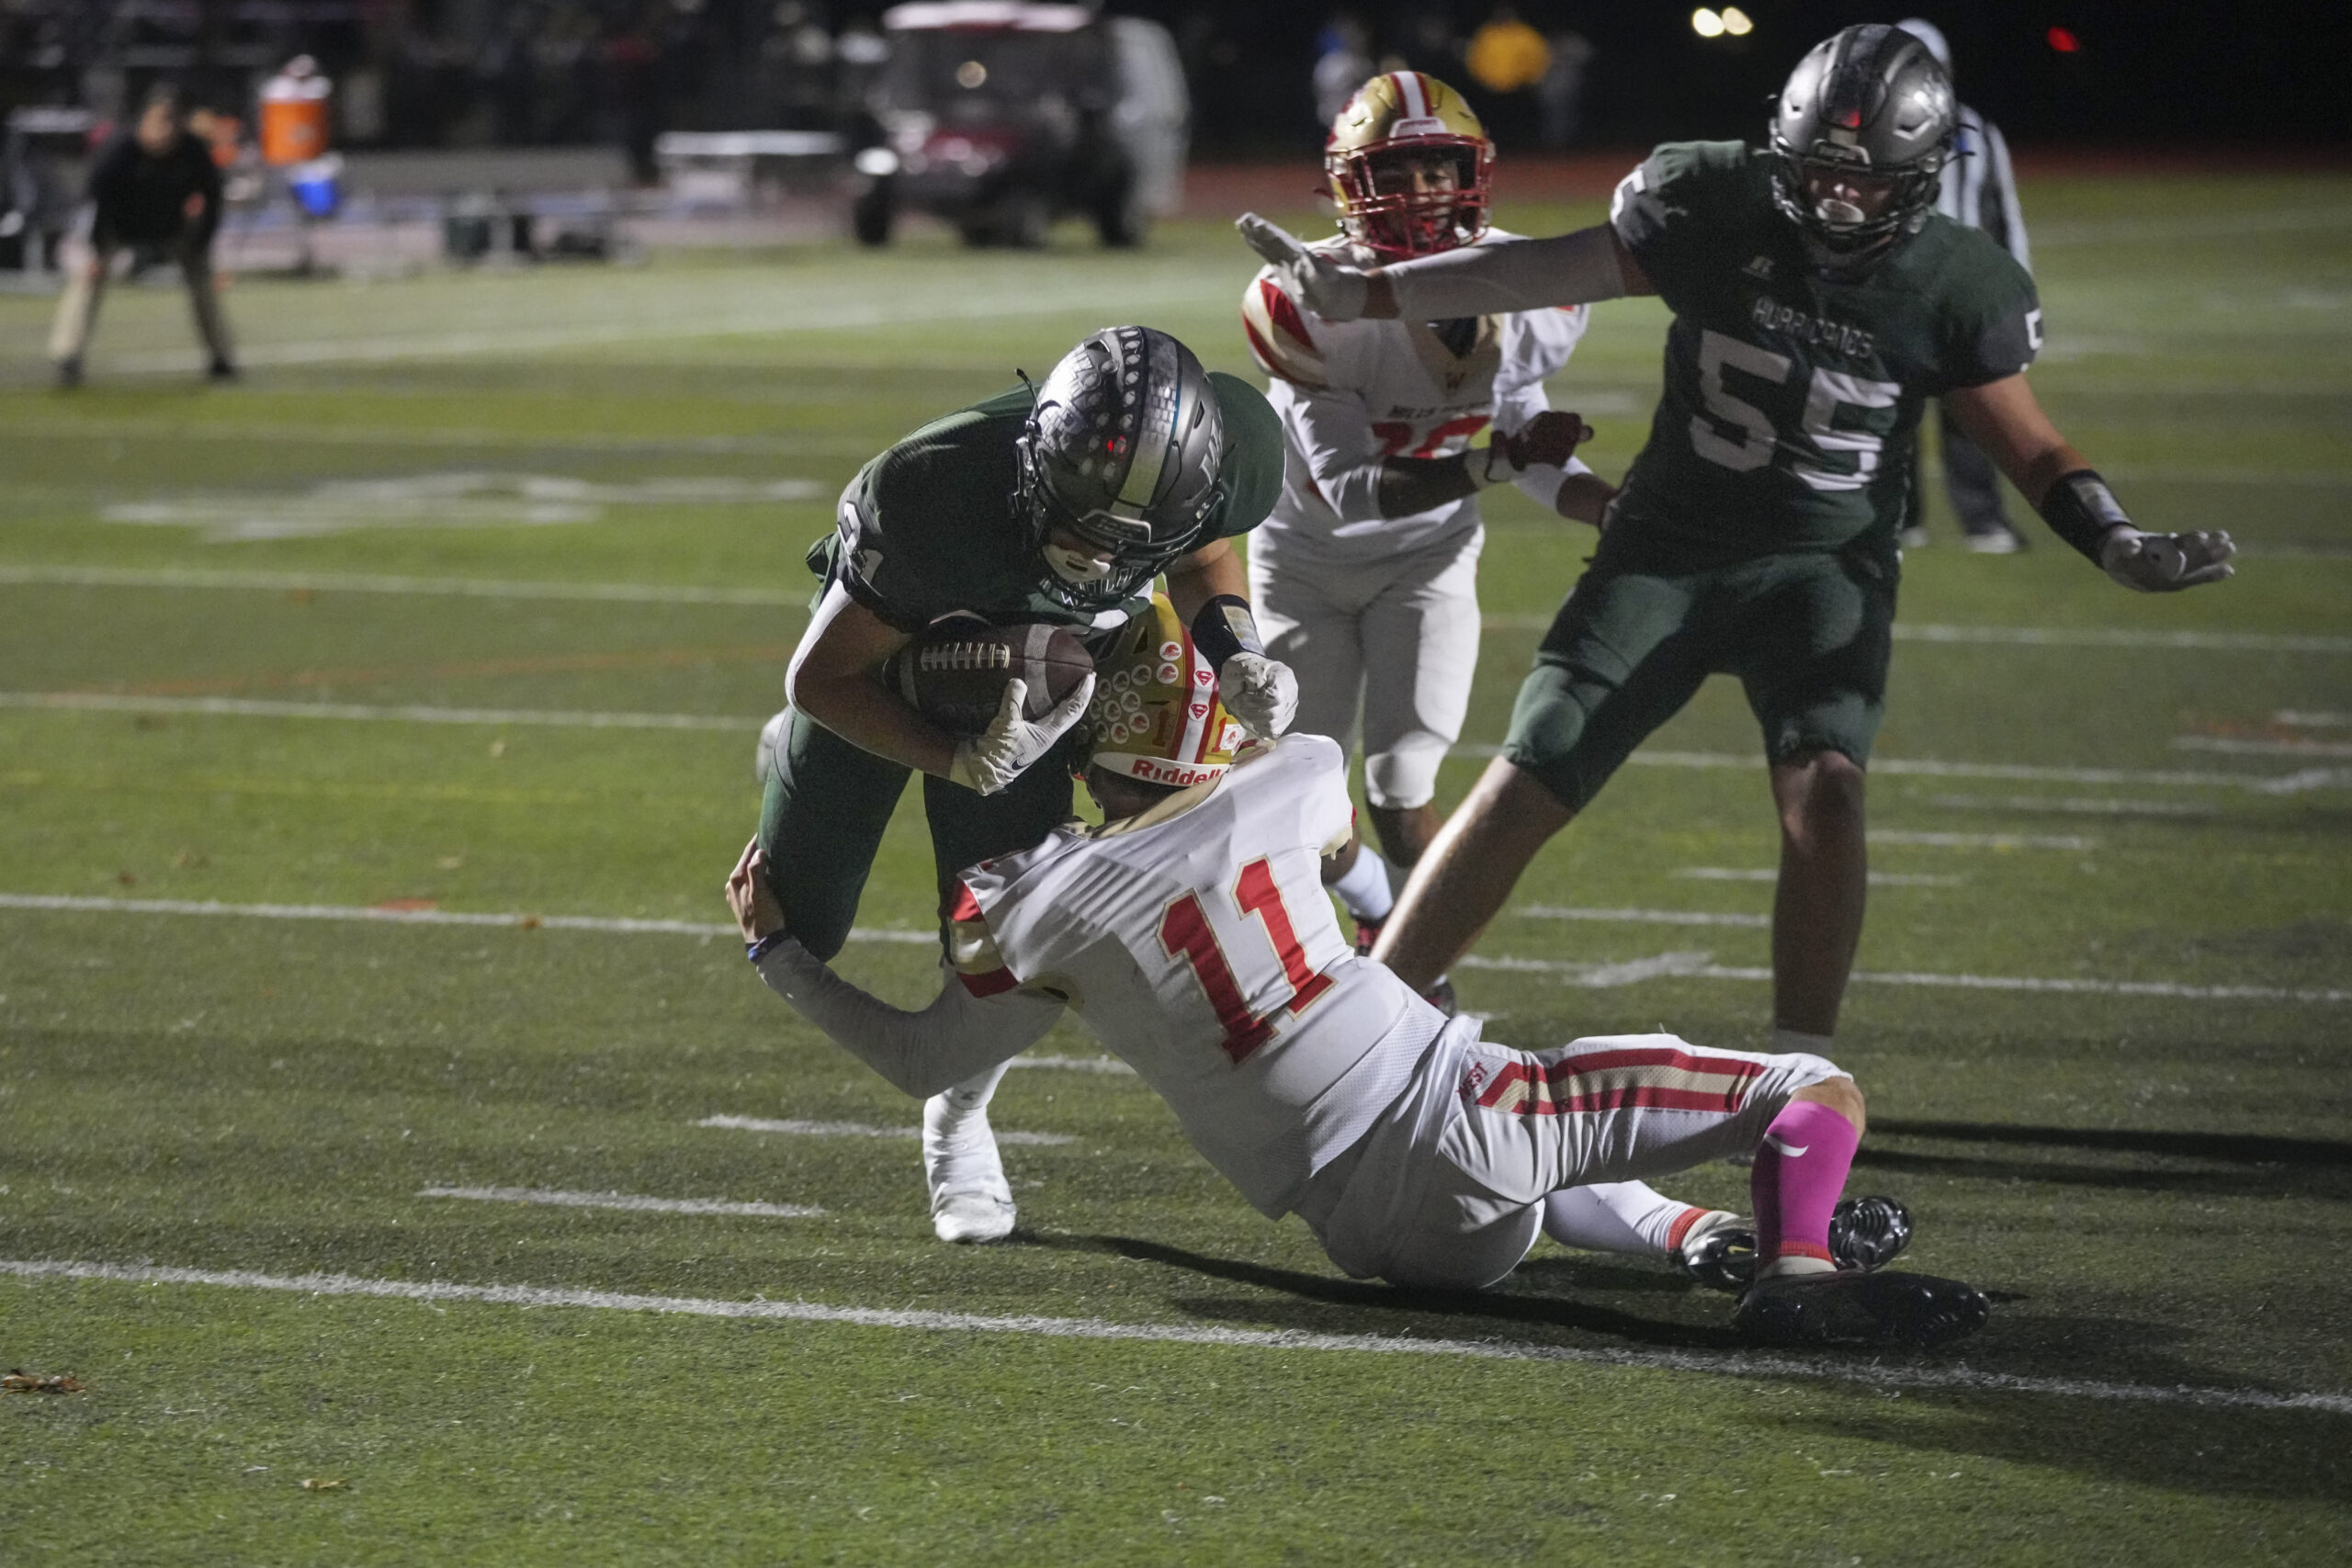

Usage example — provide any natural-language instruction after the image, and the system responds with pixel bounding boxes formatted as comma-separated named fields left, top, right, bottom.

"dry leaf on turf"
left=3, top=1370, right=85, bottom=1393
left=300, top=1478, right=347, bottom=1492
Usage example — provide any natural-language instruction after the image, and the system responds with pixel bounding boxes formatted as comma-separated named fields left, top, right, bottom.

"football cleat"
left=1353, top=917, right=1383, bottom=957
left=1420, top=975, right=1459, bottom=1018
left=922, top=1092, right=1015, bottom=1245
left=1680, top=1196, right=1914, bottom=1292
left=1963, top=525, right=2026, bottom=554
left=1733, top=1268, right=1989, bottom=1349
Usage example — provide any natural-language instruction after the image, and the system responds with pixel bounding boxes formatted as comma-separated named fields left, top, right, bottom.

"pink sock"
left=1749, top=1100, right=1860, bottom=1273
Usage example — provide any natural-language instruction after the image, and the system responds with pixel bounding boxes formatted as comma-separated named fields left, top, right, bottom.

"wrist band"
left=747, top=931, right=791, bottom=963
left=2037, top=468, right=2133, bottom=563
left=1190, top=594, right=1263, bottom=672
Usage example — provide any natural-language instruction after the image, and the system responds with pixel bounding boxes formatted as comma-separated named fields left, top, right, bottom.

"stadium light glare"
left=1722, top=7, right=1753, bottom=36
left=1691, top=8, right=1725, bottom=39
left=2047, top=26, right=2081, bottom=53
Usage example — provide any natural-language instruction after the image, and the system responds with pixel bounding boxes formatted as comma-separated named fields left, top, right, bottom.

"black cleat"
left=54, top=355, right=82, bottom=389
left=207, top=356, right=240, bottom=382
left=1734, top=1268, right=1989, bottom=1349
left=1679, top=1195, right=1914, bottom=1292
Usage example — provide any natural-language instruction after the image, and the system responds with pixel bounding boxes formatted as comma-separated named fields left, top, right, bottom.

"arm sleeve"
left=1380, top=225, right=1628, bottom=320
left=752, top=940, right=1066, bottom=1099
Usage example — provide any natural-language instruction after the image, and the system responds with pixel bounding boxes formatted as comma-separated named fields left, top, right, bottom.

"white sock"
left=924, top=1059, right=1012, bottom=1160
left=1329, top=845, right=1396, bottom=923
left=1771, top=1026, right=1836, bottom=1056
left=1541, top=1181, right=1694, bottom=1256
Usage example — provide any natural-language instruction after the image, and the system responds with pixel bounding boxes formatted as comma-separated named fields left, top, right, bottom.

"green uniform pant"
left=756, top=706, right=1082, bottom=962
left=1502, top=538, right=1898, bottom=813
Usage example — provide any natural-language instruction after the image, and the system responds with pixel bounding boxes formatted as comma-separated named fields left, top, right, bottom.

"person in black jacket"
left=48, top=84, right=236, bottom=388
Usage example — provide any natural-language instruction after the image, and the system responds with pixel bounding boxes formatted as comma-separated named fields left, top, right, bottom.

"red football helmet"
left=1325, top=72, right=1495, bottom=260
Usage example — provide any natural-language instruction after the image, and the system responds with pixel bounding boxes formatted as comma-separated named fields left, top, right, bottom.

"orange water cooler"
left=258, top=59, right=331, bottom=167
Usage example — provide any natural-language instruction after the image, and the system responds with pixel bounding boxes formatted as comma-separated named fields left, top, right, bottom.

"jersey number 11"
left=1159, top=857, right=1336, bottom=1065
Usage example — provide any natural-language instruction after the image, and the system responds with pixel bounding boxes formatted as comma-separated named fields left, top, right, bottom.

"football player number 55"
left=1691, top=329, right=1899, bottom=492
left=1159, top=858, right=1336, bottom=1065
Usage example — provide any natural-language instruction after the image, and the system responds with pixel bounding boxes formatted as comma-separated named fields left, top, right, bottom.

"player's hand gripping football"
left=947, top=672, right=1098, bottom=796
left=2098, top=526, right=2237, bottom=592
left=725, top=838, right=786, bottom=944
left=1481, top=410, right=1597, bottom=483
left=1217, top=652, right=1300, bottom=740
left=1236, top=213, right=1373, bottom=321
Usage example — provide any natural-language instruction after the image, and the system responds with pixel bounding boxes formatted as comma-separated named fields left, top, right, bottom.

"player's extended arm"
left=1238, top=214, right=1655, bottom=321
left=1945, top=375, right=2235, bottom=592
left=728, top=841, right=1063, bottom=1097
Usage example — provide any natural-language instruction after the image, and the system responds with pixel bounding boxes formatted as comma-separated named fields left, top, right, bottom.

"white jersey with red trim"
left=952, top=734, right=1439, bottom=1217
left=1241, top=228, right=1592, bottom=560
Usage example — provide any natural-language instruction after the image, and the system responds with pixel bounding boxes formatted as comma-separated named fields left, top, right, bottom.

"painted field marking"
left=2278, top=710, right=2351, bottom=728
left=0, top=693, right=752, bottom=732
left=1455, top=950, right=2352, bottom=1005
left=1518, top=906, right=1770, bottom=930
left=5, top=891, right=2342, bottom=1004
left=695, top=1114, right=1074, bottom=1147
left=1008, top=1055, right=1137, bottom=1076
left=1871, top=829, right=2097, bottom=851
left=0, top=419, right=871, bottom=457
left=1926, top=794, right=2213, bottom=818
left=1450, top=744, right=2345, bottom=793
left=99, top=474, right=826, bottom=544
left=420, top=1186, right=823, bottom=1219
left=2177, top=736, right=2352, bottom=760
left=4, top=1258, right=2342, bottom=1417
left=1476, top=615, right=2352, bottom=653
left=6, top=566, right=2343, bottom=654
left=1672, top=867, right=1967, bottom=886
left=0, top=565, right=810, bottom=606
left=7, top=691, right=2340, bottom=796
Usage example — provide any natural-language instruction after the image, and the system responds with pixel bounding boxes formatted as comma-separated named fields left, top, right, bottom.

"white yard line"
left=1007, top=1055, right=1137, bottom=1076
left=2278, top=710, right=2352, bottom=728
left=1925, top=794, right=2212, bottom=818
left=0, top=565, right=810, bottom=604
left=1517, top=907, right=1771, bottom=929
left=419, top=1186, right=822, bottom=1219
left=1476, top=615, right=2352, bottom=654
left=1871, top=829, right=2097, bottom=851
left=19, top=692, right=2333, bottom=795
left=3, top=1258, right=2342, bottom=1416
left=3, top=892, right=2338, bottom=1004
left=5, top=566, right=2343, bottom=654
left=2176, top=736, right=2352, bottom=759
left=695, top=1114, right=1073, bottom=1147
left=1673, top=867, right=1970, bottom=885
left=1455, top=951, right=2351, bottom=1005
left=0, top=693, right=753, bottom=731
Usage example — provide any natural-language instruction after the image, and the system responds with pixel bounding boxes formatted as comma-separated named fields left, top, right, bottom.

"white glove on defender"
left=1236, top=212, right=1371, bottom=321
left=947, top=674, right=1096, bottom=796
left=1217, top=652, right=1299, bottom=740
left=2098, top=526, right=2236, bottom=592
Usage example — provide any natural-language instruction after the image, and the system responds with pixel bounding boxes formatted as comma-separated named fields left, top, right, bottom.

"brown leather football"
left=886, top=615, right=1095, bottom=739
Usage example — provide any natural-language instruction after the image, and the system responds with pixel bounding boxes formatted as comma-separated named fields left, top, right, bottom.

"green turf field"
left=2, top=174, right=2348, bottom=1564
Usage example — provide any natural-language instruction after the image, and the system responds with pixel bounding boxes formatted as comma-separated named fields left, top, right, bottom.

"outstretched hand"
left=2099, top=527, right=2236, bottom=592
left=947, top=672, right=1099, bottom=796
left=726, top=837, right=786, bottom=943
left=1236, top=212, right=1373, bottom=321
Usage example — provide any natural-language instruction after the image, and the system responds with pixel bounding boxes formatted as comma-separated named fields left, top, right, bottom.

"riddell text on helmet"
left=1126, top=756, right=1224, bottom=788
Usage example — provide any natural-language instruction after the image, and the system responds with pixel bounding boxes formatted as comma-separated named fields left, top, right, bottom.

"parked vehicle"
left=850, top=2, right=1188, bottom=249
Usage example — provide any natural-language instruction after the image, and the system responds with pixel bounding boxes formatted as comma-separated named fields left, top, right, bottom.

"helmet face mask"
left=1015, top=325, right=1224, bottom=612
left=1769, top=24, right=1954, bottom=265
left=1328, top=73, right=1494, bottom=261
left=1081, top=594, right=1244, bottom=792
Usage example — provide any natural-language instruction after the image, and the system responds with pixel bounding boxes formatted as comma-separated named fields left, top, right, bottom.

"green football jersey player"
left=1237, top=25, right=2233, bottom=1054
left=759, top=324, right=1291, bottom=965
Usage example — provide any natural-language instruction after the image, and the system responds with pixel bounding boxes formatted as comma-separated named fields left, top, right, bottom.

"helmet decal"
left=1083, top=594, right=1241, bottom=788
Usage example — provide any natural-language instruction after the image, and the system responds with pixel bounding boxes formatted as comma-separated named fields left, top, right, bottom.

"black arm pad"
left=1189, top=594, right=1264, bottom=672
left=2036, top=468, right=2133, bottom=564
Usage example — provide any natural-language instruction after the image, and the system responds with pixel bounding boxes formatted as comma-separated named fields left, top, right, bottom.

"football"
left=887, top=614, right=1095, bottom=739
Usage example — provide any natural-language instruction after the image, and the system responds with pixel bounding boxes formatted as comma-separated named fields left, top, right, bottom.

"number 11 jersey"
left=1608, top=140, right=2041, bottom=565
left=952, top=735, right=1441, bottom=1219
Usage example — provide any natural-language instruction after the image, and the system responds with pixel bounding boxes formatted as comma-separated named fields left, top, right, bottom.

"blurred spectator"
left=1535, top=27, right=1592, bottom=149
left=603, top=14, right=662, bottom=185
left=1897, top=17, right=2035, bottom=553
left=48, top=82, right=234, bottom=388
left=1313, top=13, right=1374, bottom=130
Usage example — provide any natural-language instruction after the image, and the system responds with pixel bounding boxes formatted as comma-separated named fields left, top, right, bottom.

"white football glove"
left=1236, top=212, right=1371, bottom=321
left=2098, top=526, right=2237, bottom=592
left=947, top=673, right=1096, bottom=796
left=1217, top=651, right=1299, bottom=740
